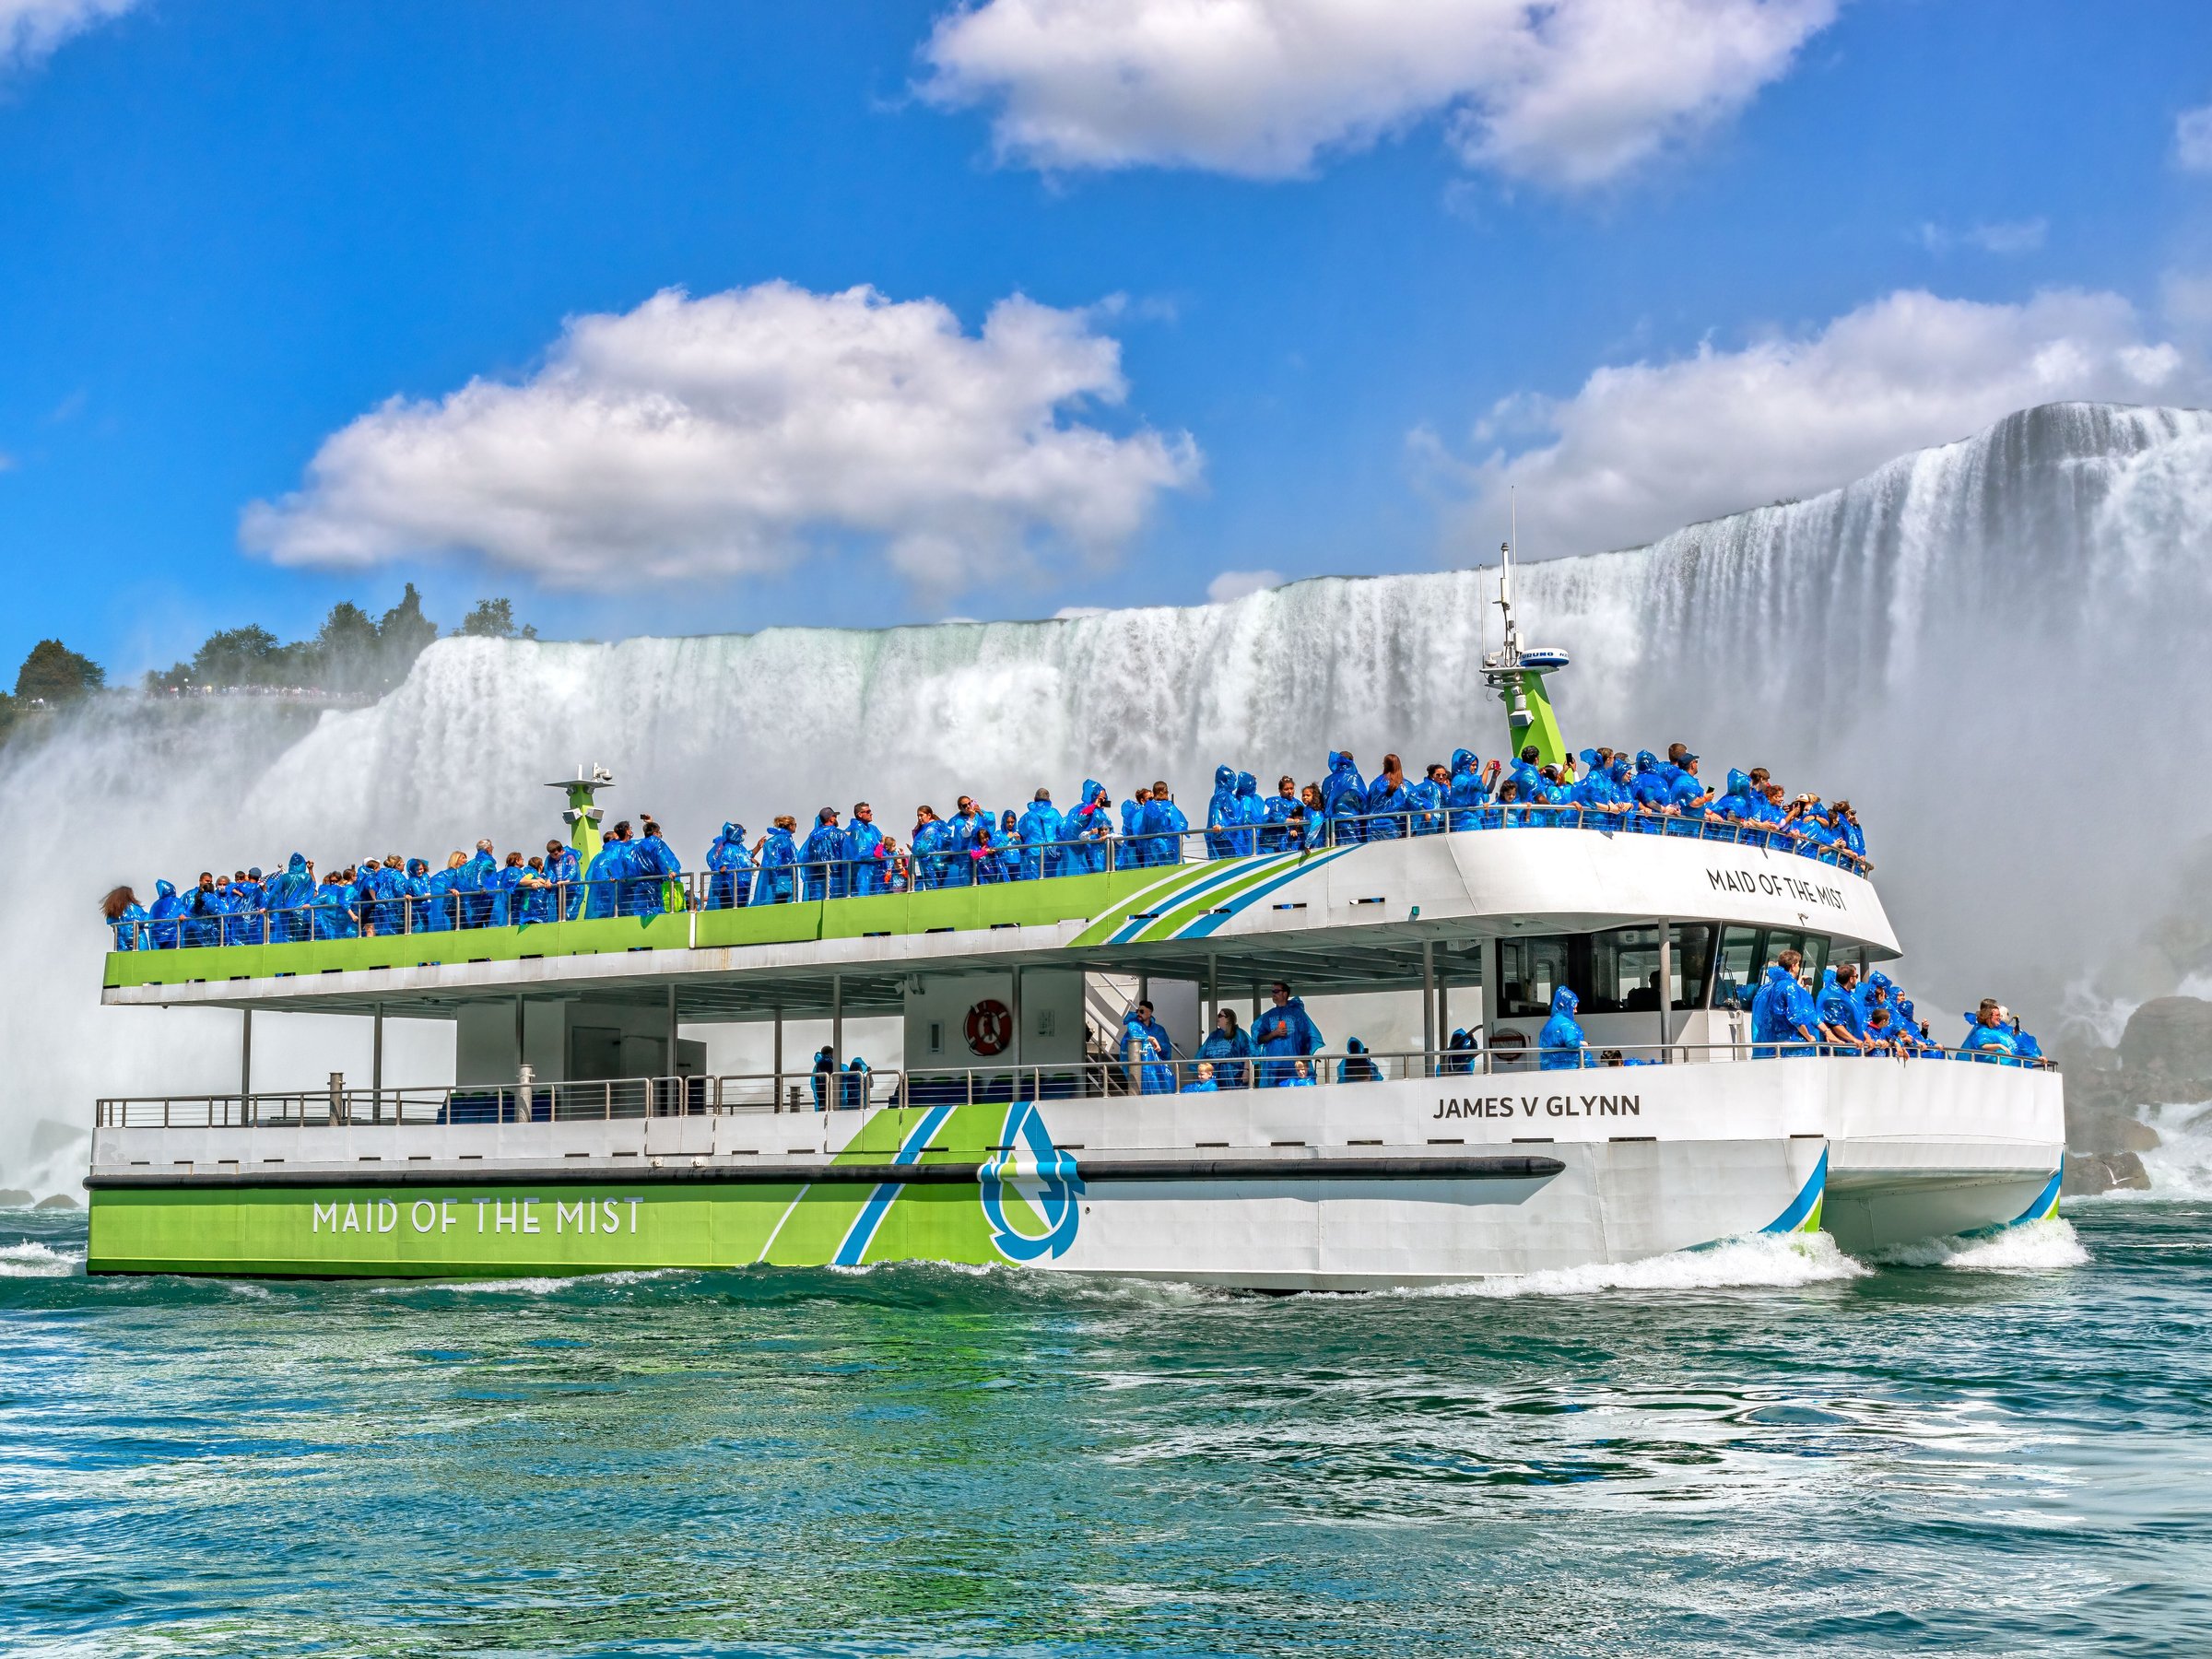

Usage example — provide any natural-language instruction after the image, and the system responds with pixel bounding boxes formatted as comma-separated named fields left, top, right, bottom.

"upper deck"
left=104, top=818, right=1897, bottom=1019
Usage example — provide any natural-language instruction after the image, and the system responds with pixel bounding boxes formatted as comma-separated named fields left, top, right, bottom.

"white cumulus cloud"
left=2177, top=102, right=2212, bottom=172
left=1428, top=288, right=2206, bottom=558
left=0, top=0, right=135, bottom=73
left=920, top=0, right=1837, bottom=187
left=1205, top=569, right=1283, bottom=603
left=242, top=282, right=1200, bottom=593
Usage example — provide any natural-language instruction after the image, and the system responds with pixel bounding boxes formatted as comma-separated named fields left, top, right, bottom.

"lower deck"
left=87, top=1054, right=2065, bottom=1286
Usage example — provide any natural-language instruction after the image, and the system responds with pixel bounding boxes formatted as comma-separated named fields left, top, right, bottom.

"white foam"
left=1869, top=1218, right=2088, bottom=1270
left=2134, top=1101, right=2212, bottom=1200
left=1410, top=1231, right=1868, bottom=1299
left=0, top=1241, right=84, bottom=1277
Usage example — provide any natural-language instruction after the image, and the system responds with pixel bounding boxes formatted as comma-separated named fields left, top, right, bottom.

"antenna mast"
left=1479, top=489, right=1571, bottom=765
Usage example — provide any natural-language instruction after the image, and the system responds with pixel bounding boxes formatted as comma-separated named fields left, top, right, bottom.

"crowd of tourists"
left=99, top=740, right=1870, bottom=948
left=1534, top=954, right=2045, bottom=1067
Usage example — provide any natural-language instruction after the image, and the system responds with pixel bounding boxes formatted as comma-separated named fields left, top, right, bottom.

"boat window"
left=1497, top=936, right=1571, bottom=1018
left=1669, top=924, right=1713, bottom=1012
left=1712, top=925, right=1760, bottom=1008
left=1579, top=924, right=1717, bottom=1015
left=1581, top=926, right=1665, bottom=1015
left=1759, top=928, right=1829, bottom=985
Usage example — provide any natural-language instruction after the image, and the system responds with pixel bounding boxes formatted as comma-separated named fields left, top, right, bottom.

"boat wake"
left=1865, top=1218, right=2088, bottom=1271
left=1410, top=1231, right=1868, bottom=1300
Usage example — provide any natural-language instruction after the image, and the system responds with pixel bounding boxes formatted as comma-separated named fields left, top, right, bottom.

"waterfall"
left=7, top=399, right=2209, bottom=1188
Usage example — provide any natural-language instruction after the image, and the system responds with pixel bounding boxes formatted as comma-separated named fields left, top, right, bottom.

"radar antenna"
left=1479, top=490, right=1571, bottom=765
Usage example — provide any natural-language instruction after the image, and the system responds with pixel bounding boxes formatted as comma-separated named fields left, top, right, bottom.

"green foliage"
left=15, top=638, right=106, bottom=703
left=455, top=596, right=537, bottom=641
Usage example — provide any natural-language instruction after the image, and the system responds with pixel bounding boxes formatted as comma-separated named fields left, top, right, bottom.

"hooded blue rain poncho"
left=1261, top=784, right=1298, bottom=853
left=1711, top=769, right=1757, bottom=827
left=264, top=854, right=314, bottom=943
left=1065, top=782, right=1113, bottom=875
left=1959, top=1017, right=2019, bottom=1064
left=145, top=879, right=183, bottom=949
left=1337, top=1036, right=1381, bottom=1083
left=111, top=896, right=150, bottom=951
left=1138, top=793, right=1188, bottom=867
left=1751, top=963, right=1818, bottom=1057
left=311, top=878, right=357, bottom=940
left=1408, top=772, right=1447, bottom=835
left=1252, top=994, right=1324, bottom=1087
left=757, top=825, right=798, bottom=903
left=1817, top=972, right=1868, bottom=1046
left=1321, top=751, right=1367, bottom=819
left=1017, top=797, right=1065, bottom=880
left=1447, top=750, right=1491, bottom=830
left=630, top=830, right=681, bottom=914
left=845, top=817, right=887, bottom=896
left=1538, top=986, right=1587, bottom=1071
left=1230, top=771, right=1265, bottom=854
left=582, top=838, right=632, bottom=919
left=800, top=817, right=847, bottom=901
left=706, top=824, right=754, bottom=909
left=1204, top=765, right=1241, bottom=859
left=1122, top=1011, right=1176, bottom=1094
left=1196, top=1022, right=1253, bottom=1088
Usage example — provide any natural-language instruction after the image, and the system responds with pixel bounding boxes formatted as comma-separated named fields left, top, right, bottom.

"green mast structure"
left=548, top=765, right=614, bottom=868
left=1480, top=528, right=1571, bottom=768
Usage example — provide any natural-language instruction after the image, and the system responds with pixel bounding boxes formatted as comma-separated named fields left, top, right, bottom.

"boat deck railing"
left=92, top=1041, right=2052, bottom=1130
left=109, top=808, right=1874, bottom=952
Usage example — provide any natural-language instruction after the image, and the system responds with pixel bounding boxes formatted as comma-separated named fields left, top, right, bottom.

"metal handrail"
left=106, top=809, right=1872, bottom=952
left=89, top=1040, right=2053, bottom=1129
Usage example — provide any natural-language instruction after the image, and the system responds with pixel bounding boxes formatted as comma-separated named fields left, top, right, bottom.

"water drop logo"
left=980, top=1100, right=1084, bottom=1262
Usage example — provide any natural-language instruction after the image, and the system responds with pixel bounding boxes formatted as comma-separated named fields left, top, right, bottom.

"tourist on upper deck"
left=1253, top=982, right=1324, bottom=1087
left=1065, top=782, right=1114, bottom=874
left=1205, top=765, right=1240, bottom=859
left=1409, top=763, right=1451, bottom=835
left=845, top=804, right=886, bottom=896
left=1832, top=800, right=1866, bottom=861
left=1123, top=1001, right=1177, bottom=1095
left=1232, top=771, right=1265, bottom=855
left=1139, top=780, right=1188, bottom=866
left=1538, top=986, right=1588, bottom=1071
left=543, top=840, right=581, bottom=919
left=582, top=826, right=629, bottom=919
left=756, top=817, right=799, bottom=904
left=1121, top=786, right=1148, bottom=853
left=706, top=823, right=754, bottom=909
left=1198, top=1007, right=1253, bottom=1089
left=800, top=808, right=845, bottom=901
left=2011, top=1016, right=2043, bottom=1062
left=1262, top=775, right=1300, bottom=852
left=909, top=806, right=947, bottom=890
left=1447, top=751, right=1493, bottom=830
left=1365, top=755, right=1413, bottom=841
left=1017, top=790, right=1063, bottom=881
left=103, top=886, right=147, bottom=950
left=1751, top=949, right=1819, bottom=1057
left=1959, top=1000, right=2019, bottom=1064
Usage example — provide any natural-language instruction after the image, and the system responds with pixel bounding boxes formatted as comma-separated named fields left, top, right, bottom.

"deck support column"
left=772, top=1005, right=784, bottom=1113
left=1206, top=954, right=1218, bottom=1029
left=371, top=1003, right=383, bottom=1123
left=831, top=974, right=842, bottom=1067
left=1422, top=941, right=1436, bottom=1078
left=240, top=1008, right=253, bottom=1105
left=1656, top=918, right=1674, bottom=1061
left=1479, top=938, right=1500, bottom=1074
left=1011, top=965, right=1025, bottom=1094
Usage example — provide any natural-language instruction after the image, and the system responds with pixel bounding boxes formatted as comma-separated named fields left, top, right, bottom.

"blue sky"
left=4, top=0, right=2210, bottom=677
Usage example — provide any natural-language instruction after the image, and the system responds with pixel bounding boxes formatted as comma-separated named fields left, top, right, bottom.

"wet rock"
left=31, top=1193, right=81, bottom=1210
left=2064, top=1151, right=2151, bottom=1195
left=0, top=1188, right=31, bottom=1208
left=2118, top=996, right=2212, bottom=1079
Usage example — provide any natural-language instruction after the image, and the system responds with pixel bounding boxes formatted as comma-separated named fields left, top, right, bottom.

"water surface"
left=3, top=1203, right=2206, bottom=1656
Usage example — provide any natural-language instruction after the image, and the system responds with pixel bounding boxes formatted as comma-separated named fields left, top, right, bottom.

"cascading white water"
left=6, top=399, right=2210, bottom=1190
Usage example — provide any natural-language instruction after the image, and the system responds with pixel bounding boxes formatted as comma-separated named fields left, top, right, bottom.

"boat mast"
left=1480, top=492, right=1571, bottom=766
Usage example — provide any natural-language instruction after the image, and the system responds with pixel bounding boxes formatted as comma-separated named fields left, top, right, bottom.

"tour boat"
left=83, top=569, right=2063, bottom=1286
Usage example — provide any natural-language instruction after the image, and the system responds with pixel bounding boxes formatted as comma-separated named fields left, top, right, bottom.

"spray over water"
left=7, top=400, right=2210, bottom=1187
